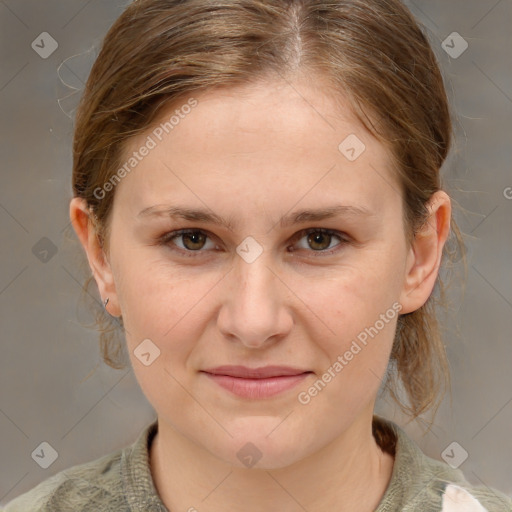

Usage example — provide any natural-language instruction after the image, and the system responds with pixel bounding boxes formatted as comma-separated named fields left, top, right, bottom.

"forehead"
left=116, top=78, right=401, bottom=217
left=144, top=78, right=379, bottom=158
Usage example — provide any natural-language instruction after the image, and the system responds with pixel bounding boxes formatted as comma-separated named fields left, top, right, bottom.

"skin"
left=70, top=75, right=451, bottom=511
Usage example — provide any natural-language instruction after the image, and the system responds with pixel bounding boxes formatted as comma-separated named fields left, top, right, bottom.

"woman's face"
left=88, top=78, right=432, bottom=468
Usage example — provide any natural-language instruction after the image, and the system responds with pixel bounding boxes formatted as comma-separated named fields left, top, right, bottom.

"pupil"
left=185, top=232, right=204, bottom=249
left=309, top=232, right=329, bottom=250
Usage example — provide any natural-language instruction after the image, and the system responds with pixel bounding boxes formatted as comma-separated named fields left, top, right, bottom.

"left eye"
left=292, top=228, right=346, bottom=253
left=159, top=228, right=348, bottom=256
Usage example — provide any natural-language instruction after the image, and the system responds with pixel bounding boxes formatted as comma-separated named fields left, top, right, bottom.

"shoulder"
left=373, top=415, right=512, bottom=512
left=2, top=449, right=125, bottom=512
left=2, top=420, right=164, bottom=512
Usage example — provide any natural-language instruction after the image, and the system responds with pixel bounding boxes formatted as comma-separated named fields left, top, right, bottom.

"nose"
left=217, top=252, right=294, bottom=349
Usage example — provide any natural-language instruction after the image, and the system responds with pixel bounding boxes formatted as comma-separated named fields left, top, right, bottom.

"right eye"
left=158, top=229, right=218, bottom=256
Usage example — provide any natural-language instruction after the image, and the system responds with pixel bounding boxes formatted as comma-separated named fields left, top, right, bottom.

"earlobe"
left=399, top=191, right=451, bottom=314
left=69, top=198, right=121, bottom=316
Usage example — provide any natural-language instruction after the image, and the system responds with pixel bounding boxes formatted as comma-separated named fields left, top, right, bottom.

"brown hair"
left=72, top=0, right=465, bottom=423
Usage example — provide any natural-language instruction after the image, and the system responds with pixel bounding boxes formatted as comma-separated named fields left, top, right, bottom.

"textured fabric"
left=3, top=415, right=511, bottom=511
left=441, top=484, right=491, bottom=511
left=371, top=416, right=511, bottom=511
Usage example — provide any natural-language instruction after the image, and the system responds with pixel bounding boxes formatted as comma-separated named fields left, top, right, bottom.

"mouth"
left=200, top=365, right=314, bottom=399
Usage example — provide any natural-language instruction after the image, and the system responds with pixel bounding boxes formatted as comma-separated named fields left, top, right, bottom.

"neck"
left=149, top=410, right=394, bottom=512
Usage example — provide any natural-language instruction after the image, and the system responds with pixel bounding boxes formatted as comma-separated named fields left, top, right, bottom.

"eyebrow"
left=137, top=204, right=375, bottom=230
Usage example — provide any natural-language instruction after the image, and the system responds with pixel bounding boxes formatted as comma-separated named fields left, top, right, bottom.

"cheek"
left=111, top=252, right=166, bottom=337
left=297, top=276, right=399, bottom=414
left=115, top=258, right=224, bottom=375
left=318, top=257, right=401, bottom=328
left=304, top=258, right=401, bottom=382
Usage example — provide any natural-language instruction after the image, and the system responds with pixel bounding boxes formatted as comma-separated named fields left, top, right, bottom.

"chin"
left=209, top=417, right=313, bottom=470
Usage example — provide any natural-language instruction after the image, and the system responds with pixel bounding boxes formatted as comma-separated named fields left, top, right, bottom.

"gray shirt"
left=3, top=415, right=511, bottom=511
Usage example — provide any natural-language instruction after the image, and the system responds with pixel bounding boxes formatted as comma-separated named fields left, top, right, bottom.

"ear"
left=69, top=197, right=121, bottom=317
left=399, top=190, right=451, bottom=314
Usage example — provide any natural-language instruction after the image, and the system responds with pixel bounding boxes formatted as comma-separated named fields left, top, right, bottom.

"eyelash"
left=157, top=228, right=351, bottom=258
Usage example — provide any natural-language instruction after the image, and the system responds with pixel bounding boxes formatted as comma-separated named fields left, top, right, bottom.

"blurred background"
left=1, top=0, right=511, bottom=505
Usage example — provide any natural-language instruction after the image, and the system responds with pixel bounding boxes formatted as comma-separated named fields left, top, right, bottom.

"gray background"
left=1, top=0, right=511, bottom=505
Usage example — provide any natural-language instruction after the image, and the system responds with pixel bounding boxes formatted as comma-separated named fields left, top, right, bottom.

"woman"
left=4, top=0, right=511, bottom=510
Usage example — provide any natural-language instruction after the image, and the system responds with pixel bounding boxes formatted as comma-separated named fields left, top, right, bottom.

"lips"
left=200, top=365, right=313, bottom=399
left=201, top=365, right=311, bottom=379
